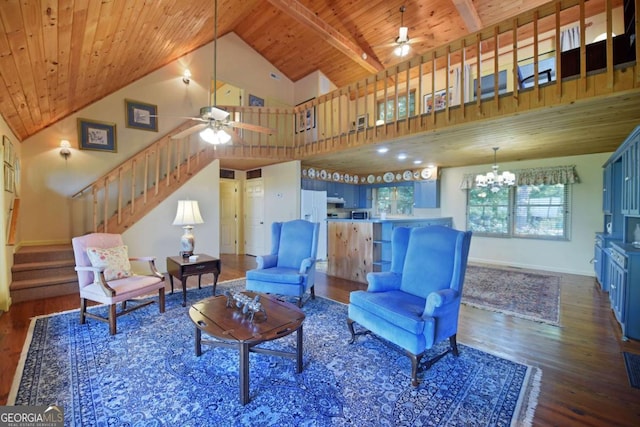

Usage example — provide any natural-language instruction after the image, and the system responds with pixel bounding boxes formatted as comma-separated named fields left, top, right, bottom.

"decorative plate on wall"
left=413, top=171, right=420, bottom=179
left=302, top=169, right=307, bottom=176
left=308, top=168, right=316, bottom=179
left=376, top=176, right=382, bottom=182
left=320, top=170, right=327, bottom=180
left=333, top=172, right=340, bottom=181
left=421, top=168, right=433, bottom=179
left=403, top=170, right=413, bottom=181
left=354, top=176, right=359, bottom=184
left=367, top=174, right=375, bottom=183
left=395, top=173, right=402, bottom=181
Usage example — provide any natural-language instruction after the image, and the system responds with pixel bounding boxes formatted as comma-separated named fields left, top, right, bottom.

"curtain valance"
left=460, top=165, right=580, bottom=190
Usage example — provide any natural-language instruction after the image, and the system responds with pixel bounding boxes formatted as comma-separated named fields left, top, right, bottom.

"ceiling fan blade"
left=170, top=123, right=208, bottom=139
left=227, top=121, right=275, bottom=134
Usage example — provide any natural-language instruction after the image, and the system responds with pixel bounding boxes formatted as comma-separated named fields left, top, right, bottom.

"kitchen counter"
left=327, top=217, right=453, bottom=283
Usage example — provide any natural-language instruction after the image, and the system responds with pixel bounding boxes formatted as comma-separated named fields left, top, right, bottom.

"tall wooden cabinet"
left=599, top=124, right=640, bottom=341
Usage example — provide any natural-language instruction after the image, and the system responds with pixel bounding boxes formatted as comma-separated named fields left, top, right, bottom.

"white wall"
left=123, top=160, right=220, bottom=273
left=440, top=152, right=610, bottom=276
left=260, top=160, right=302, bottom=253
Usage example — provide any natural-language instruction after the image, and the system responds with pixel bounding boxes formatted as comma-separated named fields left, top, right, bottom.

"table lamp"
left=172, top=200, right=204, bottom=257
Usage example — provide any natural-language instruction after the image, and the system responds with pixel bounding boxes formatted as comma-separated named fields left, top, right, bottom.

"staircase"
left=10, top=245, right=78, bottom=303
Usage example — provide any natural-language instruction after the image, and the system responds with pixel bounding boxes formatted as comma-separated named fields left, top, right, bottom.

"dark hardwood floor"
left=1, top=254, right=639, bottom=425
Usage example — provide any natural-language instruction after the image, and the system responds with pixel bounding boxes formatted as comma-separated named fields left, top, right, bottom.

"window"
left=374, top=185, right=414, bottom=216
left=467, top=184, right=570, bottom=239
left=377, top=91, right=416, bottom=122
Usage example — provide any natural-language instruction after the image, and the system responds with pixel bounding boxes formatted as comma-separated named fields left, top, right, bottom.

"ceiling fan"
left=393, top=5, right=411, bottom=57
left=373, top=5, right=431, bottom=63
left=170, top=0, right=275, bottom=144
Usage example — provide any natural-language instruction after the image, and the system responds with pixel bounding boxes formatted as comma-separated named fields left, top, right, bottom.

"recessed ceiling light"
left=413, top=160, right=423, bottom=165
left=377, top=147, right=389, bottom=154
left=397, top=153, right=407, bottom=160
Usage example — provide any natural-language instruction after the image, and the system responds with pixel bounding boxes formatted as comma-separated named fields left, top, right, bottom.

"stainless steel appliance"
left=351, top=211, right=369, bottom=220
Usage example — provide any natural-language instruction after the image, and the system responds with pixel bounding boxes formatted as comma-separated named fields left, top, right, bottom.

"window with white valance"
left=462, top=165, right=579, bottom=240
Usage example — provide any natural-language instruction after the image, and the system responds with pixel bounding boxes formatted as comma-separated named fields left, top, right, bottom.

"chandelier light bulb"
left=475, top=147, right=515, bottom=191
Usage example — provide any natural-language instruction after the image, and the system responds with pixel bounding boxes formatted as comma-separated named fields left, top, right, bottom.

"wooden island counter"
left=326, top=217, right=452, bottom=283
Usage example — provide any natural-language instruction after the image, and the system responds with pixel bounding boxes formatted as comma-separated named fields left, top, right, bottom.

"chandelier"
left=475, top=147, right=516, bottom=192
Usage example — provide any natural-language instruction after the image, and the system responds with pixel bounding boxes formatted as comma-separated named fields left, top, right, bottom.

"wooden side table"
left=166, top=254, right=221, bottom=306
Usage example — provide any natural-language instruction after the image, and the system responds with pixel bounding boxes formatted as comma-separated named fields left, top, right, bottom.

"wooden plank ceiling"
left=0, top=0, right=632, bottom=172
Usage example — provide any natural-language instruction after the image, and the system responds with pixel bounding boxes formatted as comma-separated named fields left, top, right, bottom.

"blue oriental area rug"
left=10, top=279, right=540, bottom=426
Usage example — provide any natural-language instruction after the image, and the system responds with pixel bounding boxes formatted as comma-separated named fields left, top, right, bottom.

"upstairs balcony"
left=212, top=0, right=638, bottom=165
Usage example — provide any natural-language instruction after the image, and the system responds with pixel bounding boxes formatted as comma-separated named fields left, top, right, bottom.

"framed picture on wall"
left=356, top=114, right=368, bottom=131
left=295, top=99, right=316, bottom=133
left=78, top=118, right=117, bottom=152
left=248, top=94, right=265, bottom=107
left=3, top=135, right=13, bottom=165
left=125, top=99, right=158, bottom=131
left=4, top=163, right=14, bottom=193
left=423, top=89, right=452, bottom=114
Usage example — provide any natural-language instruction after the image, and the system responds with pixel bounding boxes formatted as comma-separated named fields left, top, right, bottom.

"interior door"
left=244, top=178, right=265, bottom=256
left=220, top=180, right=238, bottom=254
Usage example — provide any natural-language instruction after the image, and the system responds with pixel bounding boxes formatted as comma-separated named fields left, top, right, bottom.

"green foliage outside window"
left=467, top=184, right=569, bottom=239
left=375, top=186, right=414, bottom=215
left=377, top=91, right=416, bottom=122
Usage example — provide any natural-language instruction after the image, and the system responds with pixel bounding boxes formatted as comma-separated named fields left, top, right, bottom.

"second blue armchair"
left=347, top=225, right=472, bottom=386
left=246, top=219, right=320, bottom=307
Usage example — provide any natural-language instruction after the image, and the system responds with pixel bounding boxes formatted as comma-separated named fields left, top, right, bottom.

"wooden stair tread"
left=11, top=274, right=78, bottom=290
left=12, top=259, right=75, bottom=272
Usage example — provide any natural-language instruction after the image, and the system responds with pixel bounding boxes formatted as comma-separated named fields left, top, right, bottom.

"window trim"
left=466, top=183, right=571, bottom=240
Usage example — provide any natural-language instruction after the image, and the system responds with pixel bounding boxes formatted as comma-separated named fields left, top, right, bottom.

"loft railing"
left=142, top=0, right=639, bottom=158
left=282, top=0, right=638, bottom=154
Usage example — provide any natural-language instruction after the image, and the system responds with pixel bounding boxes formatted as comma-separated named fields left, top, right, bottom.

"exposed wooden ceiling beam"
left=451, top=0, right=483, bottom=32
left=265, top=0, right=384, bottom=74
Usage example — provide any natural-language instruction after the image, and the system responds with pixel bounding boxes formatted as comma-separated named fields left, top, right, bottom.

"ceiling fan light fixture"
left=397, top=26, right=409, bottom=43
left=200, top=126, right=231, bottom=145
left=394, top=43, right=410, bottom=57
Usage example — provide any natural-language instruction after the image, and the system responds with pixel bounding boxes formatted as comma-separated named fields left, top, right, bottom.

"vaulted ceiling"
left=0, top=0, right=555, bottom=143
left=0, top=0, right=634, bottom=173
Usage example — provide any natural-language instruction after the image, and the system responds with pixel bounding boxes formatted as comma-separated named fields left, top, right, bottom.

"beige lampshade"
left=172, top=200, right=204, bottom=226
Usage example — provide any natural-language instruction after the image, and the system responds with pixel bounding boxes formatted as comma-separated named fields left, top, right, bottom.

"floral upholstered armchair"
left=246, top=219, right=320, bottom=307
left=347, top=225, right=472, bottom=386
left=72, top=233, right=166, bottom=335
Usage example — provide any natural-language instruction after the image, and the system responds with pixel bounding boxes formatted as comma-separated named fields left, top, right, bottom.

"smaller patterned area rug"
left=10, top=279, right=541, bottom=426
left=623, top=352, right=640, bottom=389
left=463, top=265, right=561, bottom=326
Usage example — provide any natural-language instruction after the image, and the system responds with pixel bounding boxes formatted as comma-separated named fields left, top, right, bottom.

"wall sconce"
left=182, top=69, right=191, bottom=85
left=59, top=139, right=71, bottom=160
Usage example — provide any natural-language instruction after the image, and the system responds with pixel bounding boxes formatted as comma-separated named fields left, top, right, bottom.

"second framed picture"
left=125, top=99, right=158, bottom=131
left=78, top=118, right=117, bottom=152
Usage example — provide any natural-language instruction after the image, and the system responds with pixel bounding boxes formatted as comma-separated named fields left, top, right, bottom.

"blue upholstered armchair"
left=347, top=225, right=472, bottom=386
left=246, top=220, right=320, bottom=307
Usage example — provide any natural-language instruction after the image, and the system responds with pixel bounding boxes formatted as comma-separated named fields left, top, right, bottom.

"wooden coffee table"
left=189, top=292, right=305, bottom=405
